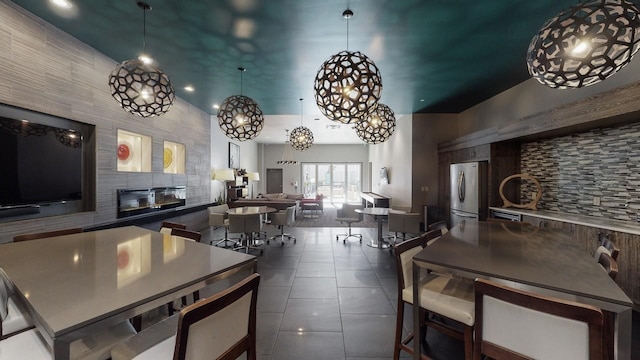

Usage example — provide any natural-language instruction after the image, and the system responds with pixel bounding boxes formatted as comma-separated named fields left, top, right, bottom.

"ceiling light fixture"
left=108, top=1, right=175, bottom=117
left=184, top=85, right=194, bottom=92
left=527, top=0, right=640, bottom=89
left=217, top=67, right=264, bottom=141
left=277, top=130, right=299, bottom=165
left=354, top=103, right=396, bottom=144
left=109, top=1, right=175, bottom=117
left=290, top=98, right=314, bottom=151
left=313, top=8, right=382, bottom=124
left=50, top=0, right=73, bottom=9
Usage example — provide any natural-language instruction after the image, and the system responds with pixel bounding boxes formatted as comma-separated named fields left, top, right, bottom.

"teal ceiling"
left=12, top=0, right=579, bottom=115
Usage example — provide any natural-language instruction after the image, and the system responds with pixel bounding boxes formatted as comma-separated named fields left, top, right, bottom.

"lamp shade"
left=212, top=168, right=236, bottom=181
left=246, top=172, right=260, bottom=181
left=527, top=0, right=640, bottom=89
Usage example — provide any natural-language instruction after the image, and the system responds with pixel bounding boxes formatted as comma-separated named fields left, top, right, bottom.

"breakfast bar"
left=412, top=220, right=633, bottom=360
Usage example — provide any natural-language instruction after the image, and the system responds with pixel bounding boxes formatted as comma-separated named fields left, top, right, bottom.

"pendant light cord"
left=142, top=7, right=146, bottom=54
left=300, top=98, right=304, bottom=126
left=346, top=11, right=349, bottom=51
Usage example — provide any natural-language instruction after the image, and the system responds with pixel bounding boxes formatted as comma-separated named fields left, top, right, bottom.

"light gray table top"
left=227, top=206, right=277, bottom=215
left=0, top=226, right=255, bottom=339
left=413, top=220, right=633, bottom=307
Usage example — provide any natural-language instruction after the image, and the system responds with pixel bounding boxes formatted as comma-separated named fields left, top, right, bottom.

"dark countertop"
left=489, top=206, right=640, bottom=236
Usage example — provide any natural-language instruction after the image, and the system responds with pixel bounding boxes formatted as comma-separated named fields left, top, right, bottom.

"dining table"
left=0, top=226, right=256, bottom=359
left=412, top=220, right=634, bottom=360
left=355, top=207, right=405, bottom=249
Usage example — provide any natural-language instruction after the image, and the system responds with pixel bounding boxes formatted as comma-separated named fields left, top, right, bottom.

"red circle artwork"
left=117, top=143, right=130, bottom=161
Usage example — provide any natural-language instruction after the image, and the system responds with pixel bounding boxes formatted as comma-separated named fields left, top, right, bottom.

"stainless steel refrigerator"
left=450, top=161, right=488, bottom=228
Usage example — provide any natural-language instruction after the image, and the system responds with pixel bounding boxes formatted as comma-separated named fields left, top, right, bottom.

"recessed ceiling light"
left=419, top=99, right=425, bottom=102
left=314, top=118, right=320, bottom=121
left=50, top=0, right=73, bottom=9
left=184, top=85, right=194, bottom=92
left=212, top=104, right=220, bottom=109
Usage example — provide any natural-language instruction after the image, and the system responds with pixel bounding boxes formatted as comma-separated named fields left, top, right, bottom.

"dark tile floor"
left=198, top=224, right=640, bottom=360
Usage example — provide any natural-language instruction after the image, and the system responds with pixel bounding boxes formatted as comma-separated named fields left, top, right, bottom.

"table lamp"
left=246, top=172, right=260, bottom=198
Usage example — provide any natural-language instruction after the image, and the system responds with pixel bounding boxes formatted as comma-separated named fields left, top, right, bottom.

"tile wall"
left=521, top=121, right=640, bottom=221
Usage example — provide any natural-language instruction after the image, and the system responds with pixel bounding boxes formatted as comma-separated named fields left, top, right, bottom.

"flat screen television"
left=0, top=116, right=83, bottom=207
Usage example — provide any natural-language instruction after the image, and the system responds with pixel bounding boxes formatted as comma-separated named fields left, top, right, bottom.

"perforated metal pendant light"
left=314, top=8, right=382, bottom=124
left=277, top=130, right=299, bottom=165
left=217, top=67, right=264, bottom=141
left=108, top=2, right=175, bottom=117
left=290, top=98, right=314, bottom=151
left=527, top=0, right=640, bottom=89
left=354, top=103, right=396, bottom=144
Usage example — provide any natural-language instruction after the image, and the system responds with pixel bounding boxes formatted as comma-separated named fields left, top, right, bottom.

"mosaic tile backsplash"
left=521, top=121, right=640, bottom=222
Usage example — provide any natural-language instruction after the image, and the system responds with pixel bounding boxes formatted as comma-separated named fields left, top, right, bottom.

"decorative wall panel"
left=521, top=121, right=640, bottom=221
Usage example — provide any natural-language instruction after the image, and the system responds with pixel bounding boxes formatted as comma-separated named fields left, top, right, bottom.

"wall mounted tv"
left=0, top=104, right=93, bottom=212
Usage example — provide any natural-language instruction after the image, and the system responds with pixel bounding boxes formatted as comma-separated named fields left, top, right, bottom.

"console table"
left=360, top=192, right=390, bottom=208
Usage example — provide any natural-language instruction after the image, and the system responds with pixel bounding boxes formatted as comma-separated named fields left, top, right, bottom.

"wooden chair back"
left=474, top=278, right=604, bottom=360
left=171, top=228, right=202, bottom=243
left=428, top=220, right=448, bottom=232
left=599, top=238, right=619, bottom=261
left=422, top=228, right=445, bottom=247
left=13, top=228, right=82, bottom=242
left=394, top=236, right=428, bottom=291
left=174, top=273, right=260, bottom=360
left=598, top=252, right=618, bottom=281
left=160, top=221, right=187, bottom=234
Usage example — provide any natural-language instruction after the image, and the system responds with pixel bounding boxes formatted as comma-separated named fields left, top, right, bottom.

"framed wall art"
left=229, top=142, right=240, bottom=169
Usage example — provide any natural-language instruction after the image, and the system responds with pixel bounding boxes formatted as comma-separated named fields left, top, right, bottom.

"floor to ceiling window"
left=302, top=163, right=362, bottom=204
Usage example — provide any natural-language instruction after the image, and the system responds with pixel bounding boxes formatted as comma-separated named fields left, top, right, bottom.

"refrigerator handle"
left=457, top=171, right=465, bottom=202
left=452, top=210, right=477, bottom=218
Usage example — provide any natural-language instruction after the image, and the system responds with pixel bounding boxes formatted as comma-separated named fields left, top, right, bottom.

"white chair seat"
left=3, top=296, right=33, bottom=336
left=0, top=321, right=136, bottom=360
left=402, top=274, right=475, bottom=327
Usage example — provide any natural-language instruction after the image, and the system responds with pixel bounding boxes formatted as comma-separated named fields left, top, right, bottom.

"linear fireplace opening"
left=117, top=186, right=186, bottom=218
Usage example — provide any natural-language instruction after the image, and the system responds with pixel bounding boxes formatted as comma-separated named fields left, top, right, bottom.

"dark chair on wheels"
left=111, top=274, right=261, bottom=360
left=268, top=206, right=296, bottom=246
left=335, top=204, right=364, bottom=244
left=229, top=213, right=264, bottom=255
left=385, top=212, right=421, bottom=244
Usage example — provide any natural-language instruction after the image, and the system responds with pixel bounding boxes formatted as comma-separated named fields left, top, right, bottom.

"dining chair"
left=597, top=252, right=618, bottom=281
left=474, top=278, right=604, bottom=360
left=229, top=214, right=264, bottom=255
left=267, top=206, right=296, bottom=246
left=0, top=268, right=137, bottom=360
left=427, top=220, right=448, bottom=233
left=386, top=212, right=421, bottom=244
left=13, top=228, right=83, bottom=242
left=208, top=204, right=241, bottom=248
left=169, top=228, right=203, bottom=313
left=110, top=273, right=260, bottom=360
left=170, top=228, right=201, bottom=243
left=594, top=237, right=619, bottom=261
left=393, top=236, right=474, bottom=360
left=335, top=204, right=364, bottom=244
left=159, top=221, right=186, bottom=235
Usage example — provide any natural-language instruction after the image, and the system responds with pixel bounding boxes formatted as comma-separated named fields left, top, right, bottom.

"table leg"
left=367, top=216, right=390, bottom=249
left=54, top=338, right=71, bottom=360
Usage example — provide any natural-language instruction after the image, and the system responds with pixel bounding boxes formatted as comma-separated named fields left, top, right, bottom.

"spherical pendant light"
left=527, top=0, right=640, bottom=89
left=217, top=94, right=264, bottom=141
left=217, top=68, right=265, bottom=141
left=109, top=58, right=175, bottom=117
left=290, top=98, right=314, bottom=151
left=354, top=103, right=396, bottom=144
left=108, top=2, right=175, bottom=117
left=313, top=9, right=382, bottom=124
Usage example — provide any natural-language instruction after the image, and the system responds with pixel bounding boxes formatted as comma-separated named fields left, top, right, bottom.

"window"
left=302, top=163, right=362, bottom=204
